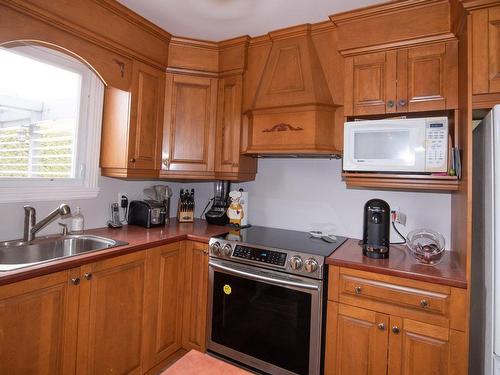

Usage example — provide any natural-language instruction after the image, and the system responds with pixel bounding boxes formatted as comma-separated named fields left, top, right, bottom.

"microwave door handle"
left=208, top=261, right=320, bottom=291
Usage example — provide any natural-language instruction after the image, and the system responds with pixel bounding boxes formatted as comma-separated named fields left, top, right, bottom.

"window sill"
left=0, top=186, right=100, bottom=203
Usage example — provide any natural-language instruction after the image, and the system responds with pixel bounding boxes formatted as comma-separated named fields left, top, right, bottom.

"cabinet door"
left=0, top=269, right=80, bottom=375
left=76, top=251, right=149, bottom=375
left=162, top=74, right=217, bottom=173
left=397, top=42, right=458, bottom=112
left=325, top=302, right=389, bottom=375
left=128, top=61, right=164, bottom=171
left=388, top=317, right=466, bottom=375
left=144, top=242, right=184, bottom=369
left=215, top=75, right=243, bottom=174
left=345, top=51, right=397, bottom=116
left=472, top=6, right=500, bottom=95
left=182, top=241, right=209, bottom=351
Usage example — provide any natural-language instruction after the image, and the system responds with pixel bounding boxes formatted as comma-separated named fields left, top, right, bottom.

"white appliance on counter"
left=343, top=116, right=449, bottom=173
left=471, top=105, right=500, bottom=375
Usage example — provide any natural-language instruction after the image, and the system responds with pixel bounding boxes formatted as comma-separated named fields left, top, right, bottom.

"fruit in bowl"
left=406, top=229, right=445, bottom=265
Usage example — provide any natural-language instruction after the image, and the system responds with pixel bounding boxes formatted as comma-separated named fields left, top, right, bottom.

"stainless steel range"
left=206, top=226, right=347, bottom=375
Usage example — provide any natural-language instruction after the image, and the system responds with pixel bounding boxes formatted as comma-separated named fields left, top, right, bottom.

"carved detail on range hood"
left=244, top=25, right=340, bottom=155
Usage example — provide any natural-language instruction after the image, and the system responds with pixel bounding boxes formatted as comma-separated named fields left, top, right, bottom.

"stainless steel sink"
left=0, top=235, right=128, bottom=271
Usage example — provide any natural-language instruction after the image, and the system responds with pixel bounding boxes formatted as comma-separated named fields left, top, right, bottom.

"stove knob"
left=289, top=256, right=303, bottom=270
left=222, top=244, right=232, bottom=257
left=210, top=241, right=221, bottom=256
left=304, top=258, right=319, bottom=273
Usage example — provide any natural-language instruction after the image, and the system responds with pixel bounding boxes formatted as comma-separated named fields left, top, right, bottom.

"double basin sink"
left=0, top=234, right=128, bottom=271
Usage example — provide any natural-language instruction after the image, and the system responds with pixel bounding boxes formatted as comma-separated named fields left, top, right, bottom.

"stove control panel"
left=233, top=245, right=287, bottom=266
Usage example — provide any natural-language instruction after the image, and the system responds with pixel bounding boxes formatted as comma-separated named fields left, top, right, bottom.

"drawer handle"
left=392, top=326, right=400, bottom=334
left=354, top=286, right=362, bottom=294
left=84, top=272, right=92, bottom=281
left=70, top=277, right=80, bottom=286
left=378, top=323, right=385, bottom=331
left=387, top=100, right=395, bottom=108
left=420, top=299, right=429, bottom=308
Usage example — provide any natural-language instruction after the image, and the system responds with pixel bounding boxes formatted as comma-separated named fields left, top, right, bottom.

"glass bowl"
left=406, top=229, right=445, bottom=265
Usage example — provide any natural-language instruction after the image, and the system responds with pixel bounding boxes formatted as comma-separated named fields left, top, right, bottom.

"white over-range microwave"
left=343, top=117, right=449, bottom=173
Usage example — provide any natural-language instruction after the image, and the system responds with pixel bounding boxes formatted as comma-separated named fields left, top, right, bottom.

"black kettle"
left=362, top=199, right=390, bottom=259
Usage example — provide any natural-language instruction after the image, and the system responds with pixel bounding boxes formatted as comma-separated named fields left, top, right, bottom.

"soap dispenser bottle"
left=70, top=206, right=84, bottom=234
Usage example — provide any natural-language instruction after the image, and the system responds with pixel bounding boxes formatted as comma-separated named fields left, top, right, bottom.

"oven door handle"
left=209, top=261, right=320, bottom=291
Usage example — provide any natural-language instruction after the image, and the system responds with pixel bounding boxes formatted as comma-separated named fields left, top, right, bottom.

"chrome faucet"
left=23, top=204, right=71, bottom=242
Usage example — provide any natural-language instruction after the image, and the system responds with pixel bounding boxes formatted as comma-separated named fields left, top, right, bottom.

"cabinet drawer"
left=340, top=274, right=449, bottom=316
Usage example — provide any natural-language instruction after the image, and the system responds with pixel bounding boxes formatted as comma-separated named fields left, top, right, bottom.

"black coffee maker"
left=205, top=181, right=230, bottom=226
left=362, top=199, right=391, bottom=259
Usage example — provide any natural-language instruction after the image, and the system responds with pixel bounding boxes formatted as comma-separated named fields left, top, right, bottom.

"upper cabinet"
left=344, top=41, right=458, bottom=116
left=470, top=4, right=500, bottom=109
left=215, top=75, right=257, bottom=180
left=100, top=60, right=165, bottom=178
left=161, top=73, right=218, bottom=179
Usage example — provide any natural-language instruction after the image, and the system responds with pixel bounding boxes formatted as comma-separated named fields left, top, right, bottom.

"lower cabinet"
left=144, top=242, right=185, bottom=370
left=0, top=240, right=210, bottom=375
left=181, top=241, right=209, bottom=352
left=325, top=266, right=468, bottom=375
left=76, top=251, right=149, bottom=375
left=0, top=269, right=80, bottom=375
left=325, top=302, right=466, bottom=375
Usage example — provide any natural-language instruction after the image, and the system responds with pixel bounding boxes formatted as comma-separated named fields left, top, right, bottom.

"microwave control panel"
left=233, top=245, right=287, bottom=266
left=425, top=121, right=448, bottom=172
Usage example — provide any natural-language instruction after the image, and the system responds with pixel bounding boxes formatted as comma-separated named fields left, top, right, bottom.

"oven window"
left=211, top=271, right=312, bottom=374
left=354, top=130, right=411, bottom=161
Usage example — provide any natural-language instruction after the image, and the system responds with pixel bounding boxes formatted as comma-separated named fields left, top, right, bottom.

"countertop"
left=0, top=219, right=228, bottom=286
left=0, top=222, right=467, bottom=289
left=326, top=239, right=467, bottom=289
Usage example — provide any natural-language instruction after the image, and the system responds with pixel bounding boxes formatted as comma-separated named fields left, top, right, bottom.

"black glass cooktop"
left=216, top=226, right=347, bottom=257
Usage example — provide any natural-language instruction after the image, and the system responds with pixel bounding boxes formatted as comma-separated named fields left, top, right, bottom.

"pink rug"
left=161, top=350, right=252, bottom=375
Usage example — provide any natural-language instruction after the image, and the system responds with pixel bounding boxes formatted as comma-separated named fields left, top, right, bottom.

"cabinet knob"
left=129, top=158, right=136, bottom=163
left=354, top=286, right=362, bottom=294
left=387, top=100, right=395, bottom=108
left=71, top=277, right=80, bottom=285
left=399, top=99, right=407, bottom=107
left=378, top=323, right=385, bottom=331
left=420, top=299, right=429, bottom=308
left=84, top=272, right=92, bottom=281
left=392, top=326, right=400, bottom=334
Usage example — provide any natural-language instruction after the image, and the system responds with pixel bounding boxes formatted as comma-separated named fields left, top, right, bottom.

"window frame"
left=0, top=45, right=103, bottom=203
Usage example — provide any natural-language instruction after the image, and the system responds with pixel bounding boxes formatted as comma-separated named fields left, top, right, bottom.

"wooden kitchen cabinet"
left=101, top=60, right=165, bottom=179
left=161, top=73, right=218, bottom=179
left=344, top=41, right=458, bottom=116
left=144, top=242, right=185, bottom=370
left=325, top=266, right=468, bottom=375
left=0, top=269, right=80, bottom=375
left=76, top=250, right=149, bottom=375
left=325, top=302, right=388, bottom=375
left=471, top=5, right=500, bottom=108
left=181, top=241, right=210, bottom=352
left=345, top=50, right=397, bottom=116
left=215, top=74, right=257, bottom=181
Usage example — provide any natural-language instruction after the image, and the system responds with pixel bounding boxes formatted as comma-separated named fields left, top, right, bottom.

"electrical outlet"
left=391, top=208, right=407, bottom=226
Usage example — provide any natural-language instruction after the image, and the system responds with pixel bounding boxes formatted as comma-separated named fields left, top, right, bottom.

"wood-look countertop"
left=326, top=239, right=467, bottom=289
left=0, top=219, right=228, bottom=286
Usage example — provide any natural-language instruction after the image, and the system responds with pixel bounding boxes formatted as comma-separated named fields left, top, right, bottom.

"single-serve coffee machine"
left=362, top=199, right=391, bottom=259
left=205, top=181, right=230, bottom=226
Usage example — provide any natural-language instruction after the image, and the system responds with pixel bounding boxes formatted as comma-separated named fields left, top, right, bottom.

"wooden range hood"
left=244, top=25, right=340, bottom=155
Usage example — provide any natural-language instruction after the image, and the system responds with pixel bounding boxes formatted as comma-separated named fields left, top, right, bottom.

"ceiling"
left=117, top=0, right=386, bottom=41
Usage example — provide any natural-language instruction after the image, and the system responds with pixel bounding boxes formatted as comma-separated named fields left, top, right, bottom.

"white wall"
left=0, top=176, right=182, bottom=241
left=184, top=158, right=452, bottom=249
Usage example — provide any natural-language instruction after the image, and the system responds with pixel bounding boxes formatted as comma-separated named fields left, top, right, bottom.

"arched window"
left=0, top=45, right=104, bottom=202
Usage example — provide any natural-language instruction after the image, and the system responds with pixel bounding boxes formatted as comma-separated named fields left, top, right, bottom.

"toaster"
left=128, top=200, right=166, bottom=228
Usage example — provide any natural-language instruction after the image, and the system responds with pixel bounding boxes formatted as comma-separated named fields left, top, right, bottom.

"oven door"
left=207, top=258, right=323, bottom=375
